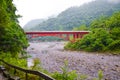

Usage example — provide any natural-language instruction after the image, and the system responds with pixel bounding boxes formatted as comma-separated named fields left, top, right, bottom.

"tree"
left=0, top=0, right=28, bottom=54
left=73, top=25, right=89, bottom=31
left=65, top=12, right=120, bottom=53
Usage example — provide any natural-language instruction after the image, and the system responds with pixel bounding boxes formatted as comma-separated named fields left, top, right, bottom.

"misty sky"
left=13, top=0, right=94, bottom=27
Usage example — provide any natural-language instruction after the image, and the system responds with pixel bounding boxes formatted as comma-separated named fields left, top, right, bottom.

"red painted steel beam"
left=26, top=31, right=90, bottom=41
left=25, top=31, right=90, bottom=35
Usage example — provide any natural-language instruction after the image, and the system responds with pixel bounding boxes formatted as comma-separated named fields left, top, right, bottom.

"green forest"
left=0, top=0, right=29, bottom=74
left=24, top=0, right=120, bottom=31
left=0, top=0, right=28, bottom=54
left=65, top=12, right=120, bottom=54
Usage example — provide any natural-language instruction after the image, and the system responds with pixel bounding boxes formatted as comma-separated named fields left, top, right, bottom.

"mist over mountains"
left=23, top=19, right=44, bottom=30
left=107, top=0, right=120, bottom=4
left=23, top=0, right=120, bottom=31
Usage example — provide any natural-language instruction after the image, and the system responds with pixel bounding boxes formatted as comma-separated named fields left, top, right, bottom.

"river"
left=26, top=41, right=120, bottom=80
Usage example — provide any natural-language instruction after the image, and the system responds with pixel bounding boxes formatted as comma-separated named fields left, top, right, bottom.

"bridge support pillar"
left=76, top=34, right=79, bottom=38
left=59, top=34, right=63, bottom=38
left=65, top=34, right=69, bottom=40
left=31, top=34, right=35, bottom=38
left=73, top=33, right=80, bottom=41
left=73, top=34, right=76, bottom=41
left=66, top=34, right=69, bottom=40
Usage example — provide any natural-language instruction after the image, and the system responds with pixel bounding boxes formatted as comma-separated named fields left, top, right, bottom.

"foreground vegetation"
left=0, top=53, right=104, bottom=80
left=0, top=0, right=28, bottom=54
left=65, top=12, right=120, bottom=54
left=0, top=0, right=28, bottom=79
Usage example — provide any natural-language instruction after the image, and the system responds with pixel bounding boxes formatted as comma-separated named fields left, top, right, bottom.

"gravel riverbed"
left=27, top=42, right=120, bottom=80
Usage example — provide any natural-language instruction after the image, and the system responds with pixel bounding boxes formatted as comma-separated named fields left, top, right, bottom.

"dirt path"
left=27, top=42, right=120, bottom=80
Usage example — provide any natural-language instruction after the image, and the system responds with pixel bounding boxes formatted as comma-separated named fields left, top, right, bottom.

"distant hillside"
left=23, top=0, right=120, bottom=31
left=23, top=19, right=44, bottom=31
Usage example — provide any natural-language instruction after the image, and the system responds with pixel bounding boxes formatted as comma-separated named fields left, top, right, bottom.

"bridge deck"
left=26, top=31, right=90, bottom=34
left=26, top=31, right=90, bottom=41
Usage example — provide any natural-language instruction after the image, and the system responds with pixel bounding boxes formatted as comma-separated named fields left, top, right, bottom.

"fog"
left=13, top=0, right=94, bottom=27
left=107, top=0, right=120, bottom=4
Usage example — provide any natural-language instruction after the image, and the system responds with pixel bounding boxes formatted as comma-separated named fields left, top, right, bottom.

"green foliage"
left=0, top=53, right=105, bottom=80
left=52, top=70, right=77, bottom=80
left=65, top=12, right=120, bottom=54
left=29, top=58, right=50, bottom=77
left=64, top=39, right=81, bottom=50
left=65, top=29, right=113, bottom=52
left=31, top=58, right=41, bottom=70
left=98, top=70, right=103, bottom=80
left=82, top=29, right=113, bottom=51
left=0, top=53, right=27, bottom=79
left=24, top=0, right=120, bottom=31
left=0, top=0, right=28, bottom=54
left=90, top=16, right=108, bottom=29
left=0, top=52, right=27, bottom=68
left=73, top=25, right=89, bottom=31
left=0, top=53, right=49, bottom=80
left=76, top=74, right=88, bottom=80
left=0, top=1, right=28, bottom=78
left=52, top=60, right=77, bottom=80
left=110, top=27, right=120, bottom=40
left=108, top=40, right=120, bottom=53
left=106, top=12, right=120, bottom=29
left=93, top=70, right=103, bottom=80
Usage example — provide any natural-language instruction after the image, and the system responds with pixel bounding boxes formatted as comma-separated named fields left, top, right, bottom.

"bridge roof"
left=26, top=31, right=90, bottom=34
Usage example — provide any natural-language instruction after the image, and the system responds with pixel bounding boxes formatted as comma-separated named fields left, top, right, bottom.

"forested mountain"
left=65, top=11, right=120, bottom=53
left=23, top=19, right=44, bottom=30
left=24, top=0, right=120, bottom=31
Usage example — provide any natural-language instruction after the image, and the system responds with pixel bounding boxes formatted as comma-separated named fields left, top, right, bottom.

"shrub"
left=108, top=40, right=120, bottom=53
left=93, top=70, right=103, bottom=80
left=65, top=28, right=113, bottom=52
left=52, top=60, right=77, bottom=80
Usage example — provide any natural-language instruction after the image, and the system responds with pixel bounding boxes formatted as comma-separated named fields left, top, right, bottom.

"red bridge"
left=26, top=31, right=90, bottom=41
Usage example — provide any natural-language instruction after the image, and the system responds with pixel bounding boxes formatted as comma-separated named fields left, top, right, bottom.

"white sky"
left=13, top=0, right=94, bottom=27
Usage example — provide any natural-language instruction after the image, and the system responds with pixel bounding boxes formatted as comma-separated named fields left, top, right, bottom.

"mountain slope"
left=23, top=19, right=44, bottom=31
left=24, top=0, right=120, bottom=31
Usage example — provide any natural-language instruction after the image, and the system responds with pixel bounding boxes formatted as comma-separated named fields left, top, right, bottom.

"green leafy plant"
left=52, top=60, right=77, bottom=80
left=76, top=74, right=88, bottom=80
left=65, top=12, right=120, bottom=54
left=93, top=70, right=103, bottom=80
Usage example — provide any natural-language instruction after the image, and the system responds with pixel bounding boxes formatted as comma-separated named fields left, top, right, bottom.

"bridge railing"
left=0, top=59, right=54, bottom=80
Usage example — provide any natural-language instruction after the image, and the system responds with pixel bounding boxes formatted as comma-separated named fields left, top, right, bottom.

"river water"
left=26, top=41, right=120, bottom=80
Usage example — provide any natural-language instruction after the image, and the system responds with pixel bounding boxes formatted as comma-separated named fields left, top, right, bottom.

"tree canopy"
left=65, top=12, right=120, bottom=54
left=24, top=0, right=120, bottom=31
left=0, top=0, right=28, bottom=54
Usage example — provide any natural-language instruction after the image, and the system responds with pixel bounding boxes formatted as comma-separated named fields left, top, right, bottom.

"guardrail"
left=0, top=59, right=55, bottom=80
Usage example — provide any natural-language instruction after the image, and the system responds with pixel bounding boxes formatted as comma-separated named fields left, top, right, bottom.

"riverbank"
left=27, top=42, right=120, bottom=80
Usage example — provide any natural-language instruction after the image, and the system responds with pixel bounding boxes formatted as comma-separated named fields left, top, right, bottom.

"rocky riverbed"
left=27, top=42, right=120, bottom=80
